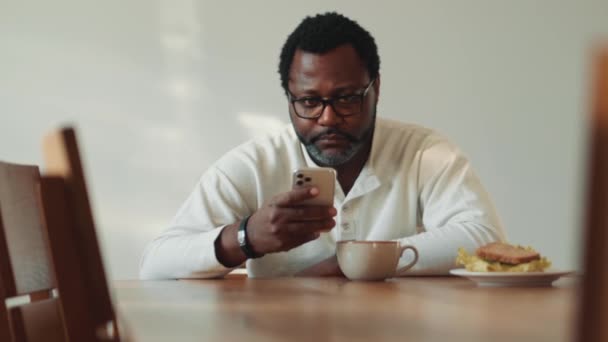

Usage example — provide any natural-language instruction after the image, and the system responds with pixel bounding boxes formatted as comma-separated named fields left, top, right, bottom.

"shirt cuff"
left=181, top=226, right=235, bottom=279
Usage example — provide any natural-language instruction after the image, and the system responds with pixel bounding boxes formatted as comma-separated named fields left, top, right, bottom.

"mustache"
left=310, top=129, right=359, bottom=143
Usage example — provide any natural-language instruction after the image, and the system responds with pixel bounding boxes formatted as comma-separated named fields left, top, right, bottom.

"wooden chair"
left=577, top=47, right=608, bottom=342
left=39, top=127, right=121, bottom=341
left=0, top=161, right=67, bottom=342
left=9, top=298, right=65, bottom=342
left=1, top=304, right=10, bottom=341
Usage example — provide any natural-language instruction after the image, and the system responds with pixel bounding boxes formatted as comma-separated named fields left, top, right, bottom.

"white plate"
left=449, top=268, right=574, bottom=287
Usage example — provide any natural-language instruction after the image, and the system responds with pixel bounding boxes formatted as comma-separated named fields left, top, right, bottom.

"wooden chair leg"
left=1, top=307, right=14, bottom=342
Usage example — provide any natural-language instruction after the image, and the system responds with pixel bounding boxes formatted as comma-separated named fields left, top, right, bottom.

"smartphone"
left=292, top=167, right=336, bottom=206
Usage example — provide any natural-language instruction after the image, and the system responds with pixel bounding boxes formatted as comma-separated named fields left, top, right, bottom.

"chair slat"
left=0, top=161, right=64, bottom=341
left=41, top=128, right=118, bottom=341
left=1, top=303, right=13, bottom=342
left=577, top=47, right=608, bottom=342
left=39, top=177, right=99, bottom=341
left=0, top=161, right=55, bottom=296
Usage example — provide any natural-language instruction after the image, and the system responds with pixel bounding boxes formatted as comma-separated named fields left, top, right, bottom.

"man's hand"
left=294, top=255, right=344, bottom=277
left=247, top=187, right=337, bottom=255
left=215, top=186, right=336, bottom=268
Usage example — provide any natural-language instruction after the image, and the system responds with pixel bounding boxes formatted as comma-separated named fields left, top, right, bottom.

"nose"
left=316, top=102, right=340, bottom=127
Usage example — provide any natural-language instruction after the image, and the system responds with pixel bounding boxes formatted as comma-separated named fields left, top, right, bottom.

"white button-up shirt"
left=139, top=118, right=505, bottom=279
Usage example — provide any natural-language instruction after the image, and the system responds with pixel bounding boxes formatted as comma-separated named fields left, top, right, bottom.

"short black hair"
left=278, top=12, right=380, bottom=94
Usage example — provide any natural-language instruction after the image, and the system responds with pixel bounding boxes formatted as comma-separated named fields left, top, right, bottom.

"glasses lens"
left=293, top=100, right=323, bottom=118
left=333, top=96, right=363, bottom=116
left=291, top=92, right=366, bottom=118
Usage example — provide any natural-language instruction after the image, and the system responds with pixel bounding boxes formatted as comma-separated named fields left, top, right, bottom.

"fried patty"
left=475, top=242, right=540, bottom=265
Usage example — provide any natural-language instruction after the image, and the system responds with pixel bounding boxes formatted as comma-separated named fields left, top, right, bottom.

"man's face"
left=287, top=44, right=380, bottom=167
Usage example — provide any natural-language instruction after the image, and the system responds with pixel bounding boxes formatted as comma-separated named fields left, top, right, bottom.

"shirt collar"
left=296, top=122, right=383, bottom=200
left=300, top=141, right=318, bottom=169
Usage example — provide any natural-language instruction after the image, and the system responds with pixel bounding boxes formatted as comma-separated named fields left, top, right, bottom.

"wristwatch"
left=237, top=215, right=260, bottom=259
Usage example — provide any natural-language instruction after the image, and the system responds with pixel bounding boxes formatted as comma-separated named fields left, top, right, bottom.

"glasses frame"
left=287, top=78, right=376, bottom=119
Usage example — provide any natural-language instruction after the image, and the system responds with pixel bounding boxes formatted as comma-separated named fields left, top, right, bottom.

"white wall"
left=1, top=1, right=607, bottom=279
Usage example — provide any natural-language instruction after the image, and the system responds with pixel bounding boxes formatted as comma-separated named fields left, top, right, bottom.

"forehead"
left=288, top=44, right=369, bottom=91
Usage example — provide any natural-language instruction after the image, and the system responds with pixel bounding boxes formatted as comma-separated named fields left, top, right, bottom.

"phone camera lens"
left=297, top=174, right=304, bottom=178
left=296, top=180, right=304, bottom=186
left=305, top=177, right=311, bottom=182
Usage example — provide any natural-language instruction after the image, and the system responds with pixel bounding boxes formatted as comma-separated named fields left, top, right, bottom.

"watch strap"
left=238, top=215, right=259, bottom=259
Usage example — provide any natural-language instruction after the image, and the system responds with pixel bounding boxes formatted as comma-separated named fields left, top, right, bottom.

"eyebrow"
left=291, top=84, right=363, bottom=97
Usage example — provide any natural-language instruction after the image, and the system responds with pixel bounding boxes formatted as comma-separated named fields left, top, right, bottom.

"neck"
left=333, top=140, right=372, bottom=195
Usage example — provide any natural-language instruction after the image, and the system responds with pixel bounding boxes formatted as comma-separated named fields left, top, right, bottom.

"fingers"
left=284, top=219, right=336, bottom=235
left=247, top=188, right=338, bottom=255
left=272, top=187, right=320, bottom=207
left=268, top=205, right=336, bottom=224
left=301, top=231, right=322, bottom=244
left=276, top=231, right=322, bottom=252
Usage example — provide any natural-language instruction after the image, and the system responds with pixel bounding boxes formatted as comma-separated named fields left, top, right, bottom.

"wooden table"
left=113, top=275, right=578, bottom=342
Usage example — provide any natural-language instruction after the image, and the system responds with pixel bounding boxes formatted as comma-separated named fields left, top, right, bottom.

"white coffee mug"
left=336, top=240, right=419, bottom=281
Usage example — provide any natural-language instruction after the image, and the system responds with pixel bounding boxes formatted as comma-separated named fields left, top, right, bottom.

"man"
left=139, top=12, right=504, bottom=279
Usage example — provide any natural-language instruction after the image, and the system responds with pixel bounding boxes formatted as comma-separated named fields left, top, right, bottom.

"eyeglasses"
left=287, top=78, right=376, bottom=119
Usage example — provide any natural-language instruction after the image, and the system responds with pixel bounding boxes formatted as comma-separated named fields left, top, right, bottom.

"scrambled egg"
left=456, top=248, right=551, bottom=272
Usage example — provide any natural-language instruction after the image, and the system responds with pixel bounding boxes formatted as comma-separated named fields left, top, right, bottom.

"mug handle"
left=396, top=244, right=419, bottom=274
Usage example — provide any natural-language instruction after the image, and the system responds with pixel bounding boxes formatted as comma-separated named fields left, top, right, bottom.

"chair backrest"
left=0, top=162, right=55, bottom=297
left=40, top=127, right=118, bottom=341
left=577, top=47, right=608, bottom=342
left=0, top=161, right=67, bottom=342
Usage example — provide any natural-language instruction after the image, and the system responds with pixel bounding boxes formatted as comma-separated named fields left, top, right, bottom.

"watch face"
left=237, top=229, right=246, bottom=245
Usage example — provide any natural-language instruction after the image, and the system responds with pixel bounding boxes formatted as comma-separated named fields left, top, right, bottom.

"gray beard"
left=303, top=133, right=367, bottom=166
left=295, top=112, right=376, bottom=167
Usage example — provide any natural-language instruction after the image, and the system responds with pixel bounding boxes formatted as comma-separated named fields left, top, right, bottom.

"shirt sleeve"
left=396, top=135, right=506, bottom=275
left=139, top=166, right=252, bottom=280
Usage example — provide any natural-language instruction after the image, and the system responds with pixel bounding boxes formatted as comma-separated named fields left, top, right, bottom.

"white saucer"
left=449, top=268, right=574, bottom=287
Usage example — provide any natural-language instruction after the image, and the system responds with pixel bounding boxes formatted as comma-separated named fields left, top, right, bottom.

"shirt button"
left=342, top=205, right=349, bottom=212
left=342, top=222, right=350, bottom=230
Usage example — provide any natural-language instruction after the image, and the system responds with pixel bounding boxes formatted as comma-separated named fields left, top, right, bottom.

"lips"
left=316, top=134, right=349, bottom=148
left=318, top=134, right=347, bottom=141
